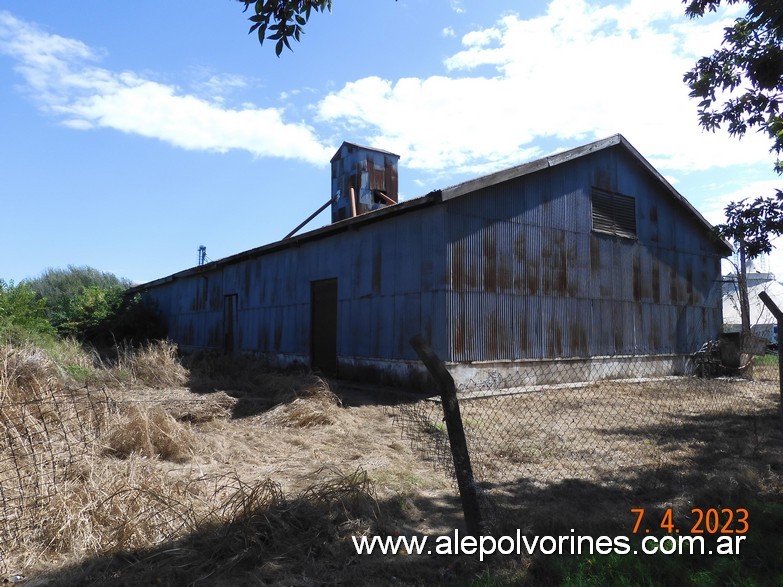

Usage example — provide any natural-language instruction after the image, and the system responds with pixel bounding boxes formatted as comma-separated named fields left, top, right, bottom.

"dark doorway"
left=311, top=279, right=338, bottom=374
left=223, top=293, right=238, bottom=353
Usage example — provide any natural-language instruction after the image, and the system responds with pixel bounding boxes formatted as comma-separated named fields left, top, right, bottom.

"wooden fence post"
left=409, top=334, right=483, bottom=536
left=758, top=291, right=783, bottom=414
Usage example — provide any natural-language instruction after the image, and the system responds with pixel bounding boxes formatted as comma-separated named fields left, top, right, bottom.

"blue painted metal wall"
left=140, top=141, right=726, bottom=386
left=445, top=144, right=724, bottom=362
left=141, top=204, right=449, bottom=382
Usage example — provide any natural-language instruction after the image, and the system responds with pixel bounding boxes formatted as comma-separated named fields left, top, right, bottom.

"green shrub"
left=0, top=280, right=56, bottom=344
left=24, top=266, right=165, bottom=348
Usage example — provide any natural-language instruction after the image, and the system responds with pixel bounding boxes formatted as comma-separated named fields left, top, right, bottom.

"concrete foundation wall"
left=447, top=354, right=693, bottom=391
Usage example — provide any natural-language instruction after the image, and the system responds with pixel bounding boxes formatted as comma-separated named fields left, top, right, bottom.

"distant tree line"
left=0, top=266, right=164, bottom=348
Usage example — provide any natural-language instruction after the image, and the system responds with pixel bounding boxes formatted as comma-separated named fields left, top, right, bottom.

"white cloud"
left=1, top=3, right=776, bottom=179
left=0, top=11, right=331, bottom=165
left=442, top=26, right=456, bottom=38
left=318, top=0, right=774, bottom=175
left=700, top=180, right=782, bottom=226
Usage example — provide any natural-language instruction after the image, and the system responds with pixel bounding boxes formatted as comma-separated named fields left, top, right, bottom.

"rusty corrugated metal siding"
left=446, top=145, right=724, bottom=362
left=331, top=143, right=400, bottom=221
left=143, top=204, right=449, bottom=369
left=139, top=137, right=726, bottom=387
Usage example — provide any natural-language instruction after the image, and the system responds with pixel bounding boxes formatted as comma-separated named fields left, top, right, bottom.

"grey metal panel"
left=495, top=219, right=514, bottom=293
left=394, top=294, right=421, bottom=359
left=590, top=235, right=613, bottom=300
left=541, top=297, right=566, bottom=357
left=369, top=295, right=383, bottom=358
left=450, top=292, right=468, bottom=361
left=523, top=225, right=542, bottom=296
left=339, top=297, right=355, bottom=357
left=432, top=207, right=451, bottom=291
left=495, top=293, right=515, bottom=359
left=511, top=176, right=542, bottom=227
left=574, top=232, right=591, bottom=299
left=394, top=219, right=422, bottom=294
left=611, top=240, right=633, bottom=302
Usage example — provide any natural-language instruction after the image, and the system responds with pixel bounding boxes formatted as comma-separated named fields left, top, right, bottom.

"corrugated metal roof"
left=440, top=134, right=732, bottom=255
left=129, top=134, right=731, bottom=294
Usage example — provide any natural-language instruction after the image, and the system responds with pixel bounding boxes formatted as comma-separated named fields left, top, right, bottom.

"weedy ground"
left=1, top=341, right=782, bottom=586
left=0, top=341, right=471, bottom=586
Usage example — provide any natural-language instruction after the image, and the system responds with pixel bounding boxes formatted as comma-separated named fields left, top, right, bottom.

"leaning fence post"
left=758, top=291, right=783, bottom=414
left=409, top=334, right=483, bottom=536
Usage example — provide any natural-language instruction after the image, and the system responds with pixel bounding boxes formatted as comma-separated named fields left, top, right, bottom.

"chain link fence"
left=391, top=344, right=781, bottom=531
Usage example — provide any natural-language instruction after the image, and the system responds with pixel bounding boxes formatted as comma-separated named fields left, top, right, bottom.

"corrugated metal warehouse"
left=131, top=135, right=731, bottom=389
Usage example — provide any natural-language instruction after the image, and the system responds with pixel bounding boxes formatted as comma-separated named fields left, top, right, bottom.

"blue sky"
left=1, top=0, right=780, bottom=285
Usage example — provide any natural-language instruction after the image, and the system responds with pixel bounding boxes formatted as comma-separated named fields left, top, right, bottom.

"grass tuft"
left=102, top=403, right=196, bottom=463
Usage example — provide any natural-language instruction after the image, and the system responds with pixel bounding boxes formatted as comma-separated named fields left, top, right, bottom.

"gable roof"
left=129, top=134, right=730, bottom=292
left=440, top=134, right=730, bottom=254
left=330, top=141, right=400, bottom=163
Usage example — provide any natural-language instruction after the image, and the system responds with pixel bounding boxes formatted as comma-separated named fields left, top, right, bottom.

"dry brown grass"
left=102, top=403, right=196, bottom=463
left=27, top=467, right=390, bottom=586
left=0, top=343, right=58, bottom=398
left=258, top=377, right=342, bottom=427
left=112, top=340, right=189, bottom=388
left=0, top=346, right=461, bottom=584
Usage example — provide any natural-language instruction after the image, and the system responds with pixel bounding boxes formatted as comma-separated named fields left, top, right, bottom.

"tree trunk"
left=738, top=242, right=751, bottom=346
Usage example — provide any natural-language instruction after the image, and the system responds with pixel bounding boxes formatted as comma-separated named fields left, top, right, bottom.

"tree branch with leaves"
left=238, top=0, right=332, bottom=56
left=684, top=0, right=783, bottom=336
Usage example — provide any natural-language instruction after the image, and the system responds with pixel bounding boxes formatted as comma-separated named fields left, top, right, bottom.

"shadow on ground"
left=26, top=394, right=783, bottom=587
left=181, top=351, right=427, bottom=419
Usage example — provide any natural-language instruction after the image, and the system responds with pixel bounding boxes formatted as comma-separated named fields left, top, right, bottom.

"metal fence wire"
left=0, top=384, right=111, bottom=548
left=390, top=345, right=781, bottom=527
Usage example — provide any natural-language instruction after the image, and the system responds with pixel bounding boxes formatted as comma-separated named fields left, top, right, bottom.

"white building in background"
left=723, top=272, right=783, bottom=347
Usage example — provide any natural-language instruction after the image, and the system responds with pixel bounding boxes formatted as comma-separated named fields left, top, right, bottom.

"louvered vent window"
left=591, top=188, right=637, bottom=239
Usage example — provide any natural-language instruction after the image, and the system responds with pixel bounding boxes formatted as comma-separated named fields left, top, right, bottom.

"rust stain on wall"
left=632, top=250, right=641, bottom=302
left=650, top=318, right=660, bottom=350
left=669, top=265, right=679, bottom=304
left=649, top=205, right=660, bottom=243
left=590, top=237, right=600, bottom=273
left=483, top=230, right=497, bottom=292
left=547, top=321, right=563, bottom=356
left=452, top=241, right=465, bottom=290
left=485, top=313, right=498, bottom=358
left=526, top=252, right=540, bottom=295
left=570, top=322, right=587, bottom=356
left=517, top=315, right=528, bottom=355
left=542, top=231, right=567, bottom=296
left=497, top=255, right=512, bottom=290
left=453, top=304, right=465, bottom=357
left=513, top=233, right=526, bottom=291
left=651, top=259, right=661, bottom=304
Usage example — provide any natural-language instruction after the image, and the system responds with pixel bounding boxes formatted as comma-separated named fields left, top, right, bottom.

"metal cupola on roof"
left=330, top=142, right=400, bottom=223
